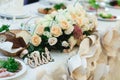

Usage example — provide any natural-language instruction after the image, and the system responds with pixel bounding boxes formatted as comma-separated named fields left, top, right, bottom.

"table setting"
left=0, top=0, right=120, bottom=80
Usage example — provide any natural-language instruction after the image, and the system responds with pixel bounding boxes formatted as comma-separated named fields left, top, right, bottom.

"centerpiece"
left=22, top=3, right=97, bottom=68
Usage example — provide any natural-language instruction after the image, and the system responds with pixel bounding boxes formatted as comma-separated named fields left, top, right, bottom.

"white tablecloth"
left=0, top=1, right=120, bottom=80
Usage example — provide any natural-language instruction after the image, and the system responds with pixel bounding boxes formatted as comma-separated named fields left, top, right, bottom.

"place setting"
left=0, top=0, right=30, bottom=19
left=97, top=12, right=120, bottom=21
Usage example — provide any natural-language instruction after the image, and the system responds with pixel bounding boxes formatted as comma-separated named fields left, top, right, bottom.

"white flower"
left=43, top=31, right=52, bottom=38
left=82, top=18, right=89, bottom=25
left=62, top=41, right=69, bottom=47
left=82, top=25, right=90, bottom=31
left=48, top=37, right=58, bottom=46
left=64, top=26, right=74, bottom=35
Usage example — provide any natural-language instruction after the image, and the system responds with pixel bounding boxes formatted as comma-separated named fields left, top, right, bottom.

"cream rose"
left=62, top=41, right=69, bottom=47
left=60, top=20, right=70, bottom=30
left=75, top=17, right=83, bottom=27
left=31, top=34, right=42, bottom=46
left=48, top=37, right=57, bottom=46
left=70, top=13, right=78, bottom=20
left=35, top=24, right=44, bottom=35
left=50, top=26, right=62, bottom=37
left=64, top=26, right=74, bottom=35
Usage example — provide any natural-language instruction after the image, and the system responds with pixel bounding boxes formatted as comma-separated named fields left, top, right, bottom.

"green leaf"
left=44, top=27, right=50, bottom=32
left=0, top=57, right=19, bottom=72
left=89, top=0, right=100, bottom=9
left=0, top=25, right=10, bottom=32
left=83, top=30, right=93, bottom=36
left=117, top=0, right=120, bottom=6
left=45, top=8, right=52, bottom=11
left=0, top=60, right=5, bottom=68
left=53, top=3, right=66, bottom=10
left=27, top=43, right=35, bottom=53
left=89, top=0, right=96, bottom=4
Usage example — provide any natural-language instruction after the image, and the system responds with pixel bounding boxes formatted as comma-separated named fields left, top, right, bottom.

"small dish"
left=0, top=56, right=27, bottom=80
left=97, top=16, right=120, bottom=21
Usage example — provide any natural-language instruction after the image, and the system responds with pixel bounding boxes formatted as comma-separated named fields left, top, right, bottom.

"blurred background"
left=24, top=0, right=39, bottom=5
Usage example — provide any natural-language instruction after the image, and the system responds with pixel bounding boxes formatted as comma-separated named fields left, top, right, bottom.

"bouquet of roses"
left=22, top=3, right=97, bottom=68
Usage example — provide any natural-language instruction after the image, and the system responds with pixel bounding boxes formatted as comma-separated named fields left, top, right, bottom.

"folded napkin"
left=36, top=65, right=71, bottom=80
left=102, top=29, right=120, bottom=57
left=67, top=32, right=102, bottom=80
left=100, top=26, right=120, bottom=80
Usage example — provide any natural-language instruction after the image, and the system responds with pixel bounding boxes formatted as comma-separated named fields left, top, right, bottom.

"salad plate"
left=97, top=13, right=120, bottom=21
left=98, top=16, right=120, bottom=21
left=37, top=3, right=66, bottom=15
left=0, top=56, right=27, bottom=80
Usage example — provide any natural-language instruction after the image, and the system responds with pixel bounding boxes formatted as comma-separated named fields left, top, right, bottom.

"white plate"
left=37, top=11, right=46, bottom=16
left=97, top=16, right=120, bottom=21
left=107, top=4, right=120, bottom=9
left=0, top=12, right=30, bottom=19
left=0, top=56, right=27, bottom=80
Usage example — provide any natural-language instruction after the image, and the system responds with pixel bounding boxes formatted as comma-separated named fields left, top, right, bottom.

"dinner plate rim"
left=97, top=16, right=120, bottom=21
left=0, top=12, right=30, bottom=19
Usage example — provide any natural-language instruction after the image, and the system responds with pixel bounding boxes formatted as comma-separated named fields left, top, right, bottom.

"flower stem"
left=49, top=16, right=56, bottom=27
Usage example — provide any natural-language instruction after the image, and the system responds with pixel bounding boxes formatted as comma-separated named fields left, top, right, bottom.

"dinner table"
left=0, top=1, right=120, bottom=80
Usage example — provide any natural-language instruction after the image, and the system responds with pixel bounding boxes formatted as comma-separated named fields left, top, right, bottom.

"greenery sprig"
left=89, top=0, right=100, bottom=9
left=0, top=25, right=10, bottom=32
left=117, top=0, right=120, bottom=6
left=0, top=57, right=19, bottom=72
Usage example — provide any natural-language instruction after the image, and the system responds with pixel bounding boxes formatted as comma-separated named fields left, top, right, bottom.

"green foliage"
left=99, top=13, right=112, bottom=19
left=54, top=3, right=66, bottom=10
left=44, top=27, right=50, bottom=32
left=83, top=30, right=93, bottom=36
left=45, top=8, right=52, bottom=11
left=117, top=0, right=120, bottom=6
left=0, top=59, right=5, bottom=68
left=0, top=25, right=10, bottom=32
left=0, top=57, right=19, bottom=72
left=89, top=0, right=100, bottom=9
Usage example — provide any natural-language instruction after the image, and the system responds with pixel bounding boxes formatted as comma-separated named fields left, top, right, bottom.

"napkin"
left=102, top=29, right=120, bottom=57
left=94, top=64, right=109, bottom=80
left=36, top=65, right=70, bottom=80
left=100, top=26, right=120, bottom=80
left=67, top=32, right=102, bottom=80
